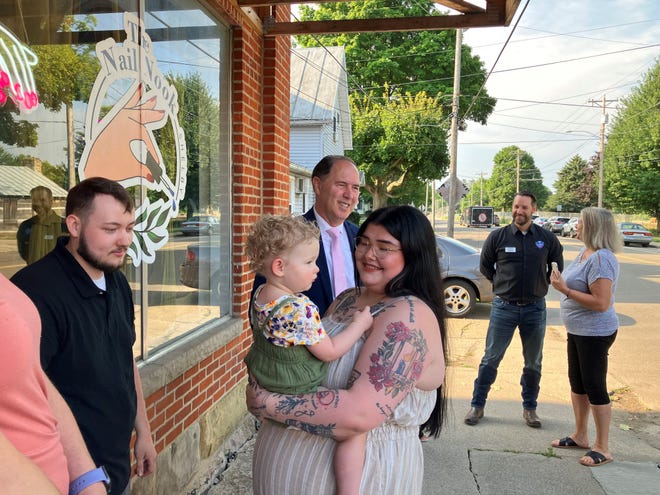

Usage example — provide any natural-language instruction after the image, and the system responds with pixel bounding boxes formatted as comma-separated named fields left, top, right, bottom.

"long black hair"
left=356, top=205, right=448, bottom=437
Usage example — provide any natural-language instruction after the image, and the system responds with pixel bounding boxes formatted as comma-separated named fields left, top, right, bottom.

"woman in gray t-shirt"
left=549, top=207, right=622, bottom=468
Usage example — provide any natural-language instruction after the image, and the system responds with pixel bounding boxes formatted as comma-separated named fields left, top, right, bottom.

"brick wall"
left=132, top=3, right=292, bottom=494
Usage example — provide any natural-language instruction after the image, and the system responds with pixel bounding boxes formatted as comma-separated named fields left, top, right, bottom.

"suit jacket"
left=302, top=208, right=359, bottom=316
left=251, top=209, right=359, bottom=317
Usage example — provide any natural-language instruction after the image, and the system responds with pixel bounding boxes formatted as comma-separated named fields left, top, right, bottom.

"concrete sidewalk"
left=208, top=300, right=660, bottom=494
left=209, top=396, right=659, bottom=495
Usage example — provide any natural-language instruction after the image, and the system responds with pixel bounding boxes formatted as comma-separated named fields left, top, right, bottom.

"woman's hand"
left=246, top=375, right=268, bottom=421
left=550, top=269, right=568, bottom=295
left=351, top=305, right=373, bottom=333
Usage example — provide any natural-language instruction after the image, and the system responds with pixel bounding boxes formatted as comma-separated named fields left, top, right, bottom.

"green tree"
left=296, top=0, right=496, bottom=124
left=464, top=175, right=490, bottom=206
left=604, top=62, right=660, bottom=227
left=0, top=103, right=38, bottom=147
left=157, top=72, right=220, bottom=216
left=546, top=155, right=596, bottom=212
left=42, top=162, right=68, bottom=189
left=296, top=1, right=497, bottom=204
left=0, top=146, right=21, bottom=165
left=348, top=90, right=449, bottom=208
left=31, top=15, right=100, bottom=188
left=486, top=146, right=550, bottom=211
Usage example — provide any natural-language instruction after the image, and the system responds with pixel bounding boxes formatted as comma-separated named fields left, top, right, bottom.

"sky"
left=6, top=1, right=659, bottom=196
left=456, top=0, right=660, bottom=191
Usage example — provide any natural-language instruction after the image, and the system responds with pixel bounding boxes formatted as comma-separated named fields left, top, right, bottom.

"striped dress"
left=252, top=308, right=436, bottom=494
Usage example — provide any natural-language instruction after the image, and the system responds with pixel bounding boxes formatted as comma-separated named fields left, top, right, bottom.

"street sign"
left=437, top=179, right=468, bottom=201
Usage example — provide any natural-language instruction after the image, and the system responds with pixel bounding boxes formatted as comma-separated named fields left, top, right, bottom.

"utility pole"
left=446, top=28, right=462, bottom=238
left=598, top=102, right=605, bottom=208
left=588, top=94, right=616, bottom=208
left=432, top=180, right=436, bottom=229
left=516, top=149, right=521, bottom=191
left=67, top=105, right=76, bottom=189
left=480, top=171, right=484, bottom=205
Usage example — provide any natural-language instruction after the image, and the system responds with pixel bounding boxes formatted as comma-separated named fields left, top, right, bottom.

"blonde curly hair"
left=246, top=215, right=320, bottom=274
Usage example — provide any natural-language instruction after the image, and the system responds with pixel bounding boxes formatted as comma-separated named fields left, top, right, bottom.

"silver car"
left=436, top=236, right=493, bottom=318
left=618, top=222, right=653, bottom=247
left=562, top=217, right=579, bottom=238
left=179, top=215, right=220, bottom=236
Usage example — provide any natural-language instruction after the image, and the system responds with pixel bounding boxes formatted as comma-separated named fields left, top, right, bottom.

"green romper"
left=244, top=289, right=328, bottom=395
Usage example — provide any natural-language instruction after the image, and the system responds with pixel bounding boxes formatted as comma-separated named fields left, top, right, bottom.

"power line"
left=461, top=0, right=531, bottom=119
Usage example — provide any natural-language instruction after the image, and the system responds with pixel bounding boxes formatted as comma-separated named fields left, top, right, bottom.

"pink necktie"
left=328, top=227, right=348, bottom=297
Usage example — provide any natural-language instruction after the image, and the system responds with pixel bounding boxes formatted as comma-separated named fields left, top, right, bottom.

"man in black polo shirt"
left=12, top=178, right=156, bottom=495
left=464, top=191, right=563, bottom=428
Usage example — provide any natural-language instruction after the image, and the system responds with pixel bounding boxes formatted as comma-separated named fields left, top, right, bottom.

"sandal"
left=551, top=436, right=589, bottom=449
left=579, top=450, right=613, bottom=467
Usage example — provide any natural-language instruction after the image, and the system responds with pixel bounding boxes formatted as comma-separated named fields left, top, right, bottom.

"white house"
left=289, top=46, right=352, bottom=215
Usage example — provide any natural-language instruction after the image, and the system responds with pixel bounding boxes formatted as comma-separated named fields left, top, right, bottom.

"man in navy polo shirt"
left=12, top=178, right=156, bottom=495
left=464, top=191, right=563, bottom=429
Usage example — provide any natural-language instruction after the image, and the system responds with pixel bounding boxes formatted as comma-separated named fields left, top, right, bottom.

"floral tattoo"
left=367, top=320, right=427, bottom=398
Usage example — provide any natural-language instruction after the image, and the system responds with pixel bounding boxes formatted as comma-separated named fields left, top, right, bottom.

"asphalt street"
left=211, top=227, right=660, bottom=495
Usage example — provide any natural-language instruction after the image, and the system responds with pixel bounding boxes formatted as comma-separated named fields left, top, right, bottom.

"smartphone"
left=551, top=262, right=559, bottom=274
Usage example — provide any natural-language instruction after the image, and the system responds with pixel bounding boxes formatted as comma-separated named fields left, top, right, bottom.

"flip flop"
left=552, top=436, right=589, bottom=449
left=579, top=450, right=613, bottom=467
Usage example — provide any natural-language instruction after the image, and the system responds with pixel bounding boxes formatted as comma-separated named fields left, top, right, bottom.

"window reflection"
left=1, top=0, right=231, bottom=359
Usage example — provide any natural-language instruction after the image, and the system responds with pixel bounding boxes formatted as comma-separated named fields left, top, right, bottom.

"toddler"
left=245, top=214, right=372, bottom=495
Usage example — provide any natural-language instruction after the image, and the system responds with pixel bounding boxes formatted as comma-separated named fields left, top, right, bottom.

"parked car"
left=436, top=236, right=493, bottom=318
left=179, top=215, right=220, bottom=236
left=543, top=216, right=571, bottom=234
left=181, top=235, right=492, bottom=318
left=618, top=222, right=653, bottom=247
left=179, top=242, right=222, bottom=299
left=533, top=216, right=547, bottom=226
left=179, top=242, right=220, bottom=290
left=561, top=217, right=579, bottom=238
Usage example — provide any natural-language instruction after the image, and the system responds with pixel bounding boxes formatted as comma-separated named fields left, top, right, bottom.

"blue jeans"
left=470, top=297, right=547, bottom=410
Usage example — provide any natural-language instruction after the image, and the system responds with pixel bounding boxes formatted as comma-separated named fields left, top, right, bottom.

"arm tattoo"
left=347, top=369, right=361, bottom=388
left=376, top=402, right=394, bottom=418
left=275, top=395, right=310, bottom=416
left=284, top=420, right=336, bottom=437
left=404, top=296, right=416, bottom=323
left=367, top=320, right=428, bottom=398
left=275, top=389, right=340, bottom=419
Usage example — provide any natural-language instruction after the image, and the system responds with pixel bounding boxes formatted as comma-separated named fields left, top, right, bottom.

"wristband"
left=68, top=466, right=110, bottom=495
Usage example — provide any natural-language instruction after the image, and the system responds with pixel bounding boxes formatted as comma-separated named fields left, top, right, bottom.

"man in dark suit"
left=253, top=155, right=362, bottom=316
left=302, top=155, right=361, bottom=315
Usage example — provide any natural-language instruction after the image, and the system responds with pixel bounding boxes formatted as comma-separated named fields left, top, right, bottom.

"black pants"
left=567, top=331, right=617, bottom=405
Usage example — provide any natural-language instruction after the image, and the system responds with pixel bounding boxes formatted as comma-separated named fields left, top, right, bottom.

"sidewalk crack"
left=467, top=448, right=481, bottom=492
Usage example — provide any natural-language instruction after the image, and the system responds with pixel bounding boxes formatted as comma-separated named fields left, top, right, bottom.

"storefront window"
left=1, top=0, right=231, bottom=359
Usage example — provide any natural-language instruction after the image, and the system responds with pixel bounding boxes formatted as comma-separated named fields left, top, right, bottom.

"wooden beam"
left=238, top=0, right=485, bottom=14
left=504, top=0, right=523, bottom=25
left=264, top=12, right=503, bottom=36
left=433, top=1, right=485, bottom=14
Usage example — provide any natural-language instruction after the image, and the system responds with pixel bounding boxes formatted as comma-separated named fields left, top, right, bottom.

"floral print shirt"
left=253, top=287, right=326, bottom=347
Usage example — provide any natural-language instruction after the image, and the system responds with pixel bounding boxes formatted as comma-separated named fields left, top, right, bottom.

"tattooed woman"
left=247, top=205, right=448, bottom=494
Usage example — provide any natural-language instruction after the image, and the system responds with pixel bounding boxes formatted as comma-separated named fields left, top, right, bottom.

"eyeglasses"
left=354, top=236, right=402, bottom=259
